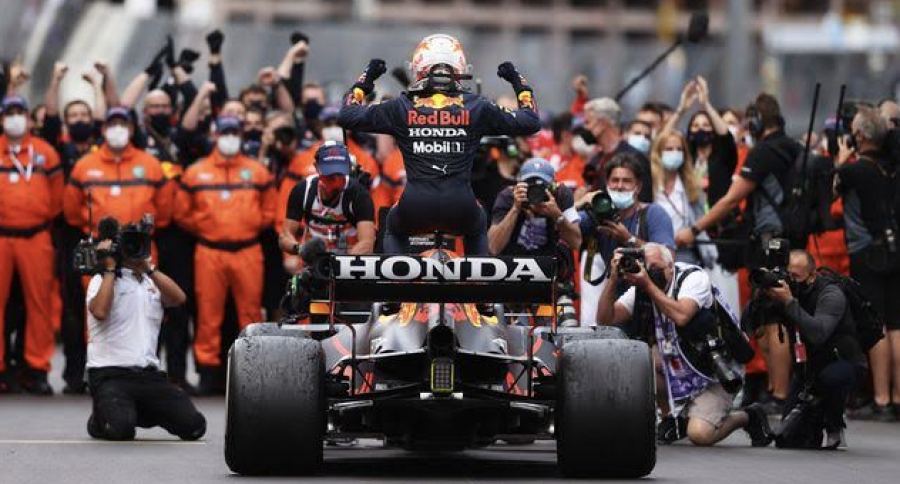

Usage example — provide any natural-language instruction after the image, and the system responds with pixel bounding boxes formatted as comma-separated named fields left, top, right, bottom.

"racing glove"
left=497, top=61, right=536, bottom=111
left=349, top=59, right=387, bottom=104
left=206, top=29, right=224, bottom=55
left=178, top=48, right=201, bottom=74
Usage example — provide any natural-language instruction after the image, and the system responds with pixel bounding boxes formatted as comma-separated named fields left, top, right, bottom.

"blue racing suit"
left=339, top=89, right=540, bottom=254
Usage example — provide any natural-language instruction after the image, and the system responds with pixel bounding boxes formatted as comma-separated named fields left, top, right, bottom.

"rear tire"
left=239, top=322, right=307, bottom=339
left=556, top=339, right=656, bottom=478
left=225, top=336, right=325, bottom=475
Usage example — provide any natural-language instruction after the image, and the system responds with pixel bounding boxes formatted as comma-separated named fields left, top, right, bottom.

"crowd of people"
left=1, top=30, right=898, bottom=445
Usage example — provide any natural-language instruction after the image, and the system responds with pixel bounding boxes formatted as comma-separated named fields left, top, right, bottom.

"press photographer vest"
left=298, top=175, right=360, bottom=253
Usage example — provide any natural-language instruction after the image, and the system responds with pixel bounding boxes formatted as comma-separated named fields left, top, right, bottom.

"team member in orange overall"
left=175, top=116, right=276, bottom=393
left=0, top=95, right=63, bottom=395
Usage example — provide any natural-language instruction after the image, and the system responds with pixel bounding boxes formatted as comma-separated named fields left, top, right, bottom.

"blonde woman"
left=650, top=130, right=717, bottom=267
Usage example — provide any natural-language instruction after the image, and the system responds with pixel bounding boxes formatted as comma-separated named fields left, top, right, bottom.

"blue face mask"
left=608, top=189, right=635, bottom=210
left=627, top=134, right=651, bottom=155
left=661, top=151, right=684, bottom=171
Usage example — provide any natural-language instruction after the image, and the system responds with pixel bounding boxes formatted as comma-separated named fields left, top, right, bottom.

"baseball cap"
left=1, top=95, right=28, bottom=112
left=519, top=157, right=555, bottom=184
left=105, top=106, right=132, bottom=123
left=315, top=141, right=351, bottom=176
left=216, top=116, right=242, bottom=133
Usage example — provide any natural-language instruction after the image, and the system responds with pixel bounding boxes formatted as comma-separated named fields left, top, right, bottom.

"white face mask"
left=627, top=134, right=651, bottom=155
left=104, top=125, right=130, bottom=149
left=217, top=134, right=242, bottom=157
left=661, top=151, right=684, bottom=171
left=727, top=125, right=740, bottom=140
left=322, top=126, right=345, bottom=143
left=608, top=189, right=635, bottom=210
left=3, top=114, right=27, bottom=138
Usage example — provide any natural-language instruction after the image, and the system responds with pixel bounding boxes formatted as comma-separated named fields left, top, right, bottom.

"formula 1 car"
left=224, top=240, right=656, bottom=478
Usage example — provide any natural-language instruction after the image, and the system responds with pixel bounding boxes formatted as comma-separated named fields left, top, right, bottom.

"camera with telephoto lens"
left=582, top=191, right=620, bottom=227
left=617, top=248, right=645, bottom=276
left=749, top=238, right=791, bottom=289
left=282, top=237, right=333, bottom=317
left=73, top=214, right=155, bottom=275
left=690, top=335, right=744, bottom=394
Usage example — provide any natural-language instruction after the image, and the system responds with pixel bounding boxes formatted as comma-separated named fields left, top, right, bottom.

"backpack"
left=673, top=267, right=755, bottom=364
left=815, top=267, right=885, bottom=352
left=754, top=146, right=837, bottom=251
left=775, top=393, right=826, bottom=449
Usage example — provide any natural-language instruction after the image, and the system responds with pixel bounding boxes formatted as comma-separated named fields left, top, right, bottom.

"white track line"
left=0, top=440, right=206, bottom=445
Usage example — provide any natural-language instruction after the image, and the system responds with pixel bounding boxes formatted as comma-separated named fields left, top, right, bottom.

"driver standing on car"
left=338, top=34, right=541, bottom=256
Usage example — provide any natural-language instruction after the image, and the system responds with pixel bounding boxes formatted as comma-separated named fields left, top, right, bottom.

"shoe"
left=744, top=403, right=774, bottom=447
left=824, top=428, right=848, bottom=450
left=759, top=395, right=786, bottom=416
left=325, top=436, right=358, bottom=446
left=0, top=371, right=21, bottom=394
left=63, top=380, right=88, bottom=395
left=657, top=415, right=687, bottom=445
left=18, top=369, right=54, bottom=396
left=847, top=403, right=896, bottom=422
left=87, top=415, right=103, bottom=439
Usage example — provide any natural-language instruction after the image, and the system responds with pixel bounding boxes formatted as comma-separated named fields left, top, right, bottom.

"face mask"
left=248, top=101, right=267, bottom=112
left=627, top=134, right=650, bottom=155
left=688, top=129, right=714, bottom=147
left=322, top=126, right=345, bottom=143
left=105, top=125, right=130, bottom=149
left=727, top=125, right=740, bottom=140
left=217, top=134, right=242, bottom=157
left=68, top=121, right=94, bottom=143
left=148, top=114, right=171, bottom=134
left=661, top=150, right=684, bottom=171
left=302, top=101, right=324, bottom=122
left=608, top=189, right=635, bottom=210
left=3, top=114, right=27, bottom=138
left=648, top=267, right=668, bottom=291
left=245, top=129, right=263, bottom=143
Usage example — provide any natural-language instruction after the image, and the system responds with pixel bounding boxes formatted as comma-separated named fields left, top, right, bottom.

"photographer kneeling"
left=764, top=250, right=867, bottom=449
left=85, top=219, right=206, bottom=441
left=597, top=243, right=772, bottom=447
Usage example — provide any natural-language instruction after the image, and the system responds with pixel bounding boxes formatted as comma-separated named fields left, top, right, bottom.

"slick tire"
left=556, top=339, right=656, bottom=478
left=238, top=322, right=308, bottom=339
left=225, top=336, right=325, bottom=475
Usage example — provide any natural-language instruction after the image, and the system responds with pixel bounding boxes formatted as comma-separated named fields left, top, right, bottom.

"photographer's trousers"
left=0, top=230, right=57, bottom=373
left=193, top=243, right=263, bottom=368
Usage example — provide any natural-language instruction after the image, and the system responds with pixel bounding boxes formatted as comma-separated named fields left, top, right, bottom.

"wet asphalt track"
left=3, top=391, right=899, bottom=484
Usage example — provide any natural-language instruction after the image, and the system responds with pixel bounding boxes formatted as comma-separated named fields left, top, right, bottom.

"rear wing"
left=326, top=255, right=557, bottom=304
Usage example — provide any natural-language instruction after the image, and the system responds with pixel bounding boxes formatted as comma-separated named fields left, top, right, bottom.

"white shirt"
left=655, top=177, right=691, bottom=232
left=617, top=262, right=713, bottom=316
left=85, top=268, right=164, bottom=369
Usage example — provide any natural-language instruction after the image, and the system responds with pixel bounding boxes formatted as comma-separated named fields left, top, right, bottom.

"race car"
left=224, top=237, right=656, bottom=478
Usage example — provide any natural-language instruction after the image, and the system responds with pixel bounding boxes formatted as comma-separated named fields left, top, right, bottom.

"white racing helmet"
left=408, top=34, right=471, bottom=90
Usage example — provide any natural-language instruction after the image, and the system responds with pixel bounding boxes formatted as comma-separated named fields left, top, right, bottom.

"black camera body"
left=582, top=191, right=620, bottom=227
left=282, top=237, right=334, bottom=317
left=749, top=238, right=791, bottom=289
left=524, top=178, right=552, bottom=206
left=618, top=248, right=644, bottom=275
left=73, top=214, right=154, bottom=275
